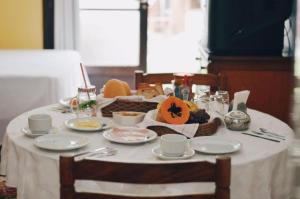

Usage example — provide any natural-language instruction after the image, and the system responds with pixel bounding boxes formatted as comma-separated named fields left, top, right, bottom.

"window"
left=147, top=0, right=204, bottom=73
left=79, top=0, right=205, bottom=73
left=79, top=0, right=140, bottom=67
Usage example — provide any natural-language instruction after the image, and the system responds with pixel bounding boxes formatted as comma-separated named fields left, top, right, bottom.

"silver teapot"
left=224, top=110, right=251, bottom=131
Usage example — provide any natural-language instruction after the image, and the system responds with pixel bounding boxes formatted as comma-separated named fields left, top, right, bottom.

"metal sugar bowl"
left=224, top=110, right=251, bottom=131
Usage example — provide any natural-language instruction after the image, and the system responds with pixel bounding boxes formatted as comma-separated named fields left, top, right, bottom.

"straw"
left=80, top=63, right=90, bottom=100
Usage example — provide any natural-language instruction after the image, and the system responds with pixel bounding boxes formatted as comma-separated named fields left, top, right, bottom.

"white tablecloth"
left=0, top=50, right=87, bottom=143
left=0, top=105, right=294, bottom=199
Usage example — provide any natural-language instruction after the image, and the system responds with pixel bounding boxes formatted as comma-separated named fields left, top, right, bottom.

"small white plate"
left=103, top=127, right=157, bottom=144
left=191, top=136, right=242, bottom=154
left=59, top=97, right=72, bottom=107
left=34, top=134, right=89, bottom=151
left=152, top=147, right=195, bottom=160
left=21, top=127, right=57, bottom=138
left=65, top=117, right=107, bottom=132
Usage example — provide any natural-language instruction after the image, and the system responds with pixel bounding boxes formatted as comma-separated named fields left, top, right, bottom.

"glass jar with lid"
left=77, top=85, right=97, bottom=118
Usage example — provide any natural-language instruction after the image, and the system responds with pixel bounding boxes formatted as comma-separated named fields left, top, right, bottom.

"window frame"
left=43, top=0, right=54, bottom=49
left=43, top=0, right=147, bottom=71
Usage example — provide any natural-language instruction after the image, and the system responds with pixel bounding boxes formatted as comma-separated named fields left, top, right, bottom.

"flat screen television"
left=206, top=0, right=293, bottom=56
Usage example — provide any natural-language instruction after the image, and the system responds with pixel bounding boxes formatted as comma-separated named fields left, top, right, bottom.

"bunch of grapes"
left=187, top=109, right=210, bottom=124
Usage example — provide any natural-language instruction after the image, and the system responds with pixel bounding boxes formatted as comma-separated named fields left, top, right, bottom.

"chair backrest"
left=134, top=70, right=226, bottom=92
left=60, top=156, right=231, bottom=199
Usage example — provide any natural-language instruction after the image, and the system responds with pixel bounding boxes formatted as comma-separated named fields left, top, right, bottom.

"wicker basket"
left=101, top=99, right=158, bottom=117
left=101, top=100, right=221, bottom=137
left=147, top=118, right=221, bottom=137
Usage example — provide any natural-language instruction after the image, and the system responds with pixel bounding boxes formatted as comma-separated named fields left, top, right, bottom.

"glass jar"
left=77, top=85, right=97, bottom=118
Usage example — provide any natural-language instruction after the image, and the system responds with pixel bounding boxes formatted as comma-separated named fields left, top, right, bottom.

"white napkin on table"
left=232, top=90, right=250, bottom=111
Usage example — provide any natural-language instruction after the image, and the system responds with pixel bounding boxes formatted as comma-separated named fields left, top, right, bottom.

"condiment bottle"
left=173, top=80, right=182, bottom=99
left=181, top=75, right=190, bottom=101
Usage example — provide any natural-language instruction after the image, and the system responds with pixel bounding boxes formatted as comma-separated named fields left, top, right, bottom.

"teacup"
left=160, top=134, right=187, bottom=157
left=28, top=114, right=52, bottom=134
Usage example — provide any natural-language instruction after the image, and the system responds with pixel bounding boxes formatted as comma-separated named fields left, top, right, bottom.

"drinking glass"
left=194, top=85, right=210, bottom=111
left=216, top=90, right=230, bottom=104
left=215, top=90, right=230, bottom=115
left=207, top=94, right=220, bottom=114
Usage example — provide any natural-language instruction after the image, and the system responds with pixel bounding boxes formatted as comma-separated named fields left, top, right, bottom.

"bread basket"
left=101, top=99, right=158, bottom=117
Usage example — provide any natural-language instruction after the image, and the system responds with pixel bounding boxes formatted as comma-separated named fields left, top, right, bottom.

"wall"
left=208, top=56, right=293, bottom=124
left=0, top=0, right=43, bottom=49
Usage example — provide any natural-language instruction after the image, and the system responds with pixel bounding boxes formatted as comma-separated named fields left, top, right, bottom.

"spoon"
left=259, top=128, right=285, bottom=138
left=252, top=130, right=285, bottom=141
left=87, top=148, right=118, bottom=158
left=74, top=147, right=115, bottom=158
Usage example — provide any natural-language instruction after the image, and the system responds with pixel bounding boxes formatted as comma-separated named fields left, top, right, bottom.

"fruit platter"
left=146, top=96, right=221, bottom=137
left=100, top=79, right=221, bottom=137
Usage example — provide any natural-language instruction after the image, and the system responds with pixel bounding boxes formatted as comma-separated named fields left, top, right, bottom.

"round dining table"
left=0, top=104, right=294, bottom=199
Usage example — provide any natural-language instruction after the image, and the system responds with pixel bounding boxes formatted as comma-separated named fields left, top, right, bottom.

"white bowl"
left=112, top=111, right=145, bottom=126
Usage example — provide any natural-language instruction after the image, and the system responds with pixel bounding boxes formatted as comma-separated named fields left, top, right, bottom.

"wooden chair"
left=60, top=156, right=231, bottom=199
left=134, top=70, right=227, bottom=92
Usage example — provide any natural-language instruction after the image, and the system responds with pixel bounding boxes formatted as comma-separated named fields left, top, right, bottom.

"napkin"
left=137, top=110, right=199, bottom=138
left=232, top=90, right=250, bottom=111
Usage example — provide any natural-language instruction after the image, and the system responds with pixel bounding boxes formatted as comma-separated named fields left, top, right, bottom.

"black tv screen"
left=207, top=0, right=293, bottom=56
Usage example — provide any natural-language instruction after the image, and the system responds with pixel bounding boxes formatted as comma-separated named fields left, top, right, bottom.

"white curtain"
left=54, top=0, right=80, bottom=50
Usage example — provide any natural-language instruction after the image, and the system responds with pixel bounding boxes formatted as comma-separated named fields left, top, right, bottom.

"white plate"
left=103, top=127, right=157, bottom=144
left=34, top=134, right=89, bottom=151
left=152, top=147, right=195, bottom=160
left=21, top=127, right=57, bottom=138
left=190, top=136, right=242, bottom=154
left=65, top=117, right=107, bottom=132
left=59, top=97, right=72, bottom=107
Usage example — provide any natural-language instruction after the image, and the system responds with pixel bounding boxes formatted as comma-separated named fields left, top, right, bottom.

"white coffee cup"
left=28, top=114, right=52, bottom=133
left=160, top=134, right=187, bottom=157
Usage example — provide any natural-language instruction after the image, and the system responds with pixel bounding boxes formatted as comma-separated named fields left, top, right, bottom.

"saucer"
left=152, top=147, right=195, bottom=160
left=21, top=127, right=57, bottom=138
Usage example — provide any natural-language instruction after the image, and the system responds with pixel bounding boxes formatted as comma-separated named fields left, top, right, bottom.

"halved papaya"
left=156, top=96, right=190, bottom=124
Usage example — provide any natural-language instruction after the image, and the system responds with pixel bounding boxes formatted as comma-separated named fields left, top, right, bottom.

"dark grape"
left=187, top=109, right=210, bottom=124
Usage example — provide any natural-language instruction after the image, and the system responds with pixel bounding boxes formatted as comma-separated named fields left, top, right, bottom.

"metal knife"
left=242, top=132, right=280, bottom=142
left=252, top=130, right=285, bottom=141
